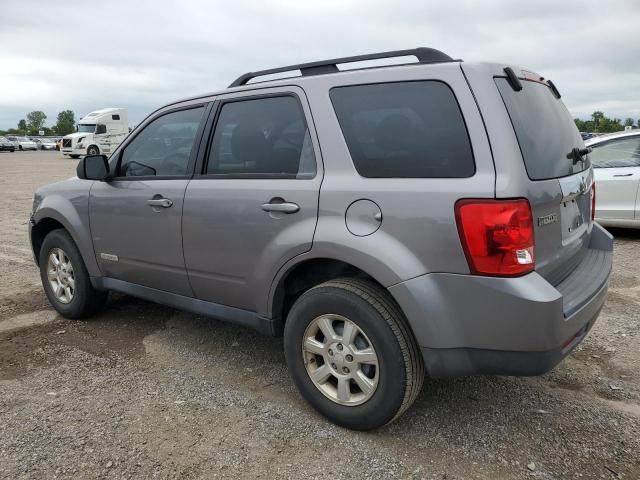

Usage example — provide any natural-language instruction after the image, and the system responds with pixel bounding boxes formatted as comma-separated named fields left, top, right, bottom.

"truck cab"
left=61, top=108, right=129, bottom=158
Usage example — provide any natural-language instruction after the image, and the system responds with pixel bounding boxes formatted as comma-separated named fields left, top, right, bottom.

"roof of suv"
left=162, top=48, right=463, bottom=110
left=228, top=47, right=460, bottom=87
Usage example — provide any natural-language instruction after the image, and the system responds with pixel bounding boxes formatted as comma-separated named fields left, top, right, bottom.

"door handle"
left=147, top=198, right=173, bottom=208
left=261, top=201, right=300, bottom=214
left=613, top=173, right=633, bottom=177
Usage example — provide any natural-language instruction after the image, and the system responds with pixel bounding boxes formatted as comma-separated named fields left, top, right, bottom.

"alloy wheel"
left=46, top=248, right=75, bottom=304
left=302, top=314, right=379, bottom=406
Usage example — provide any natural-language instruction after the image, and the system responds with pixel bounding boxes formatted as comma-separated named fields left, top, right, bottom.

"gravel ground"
left=1, top=150, right=639, bottom=479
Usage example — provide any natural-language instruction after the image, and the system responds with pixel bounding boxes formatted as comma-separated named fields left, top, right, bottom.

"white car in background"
left=6, top=136, right=38, bottom=151
left=586, top=130, right=640, bottom=228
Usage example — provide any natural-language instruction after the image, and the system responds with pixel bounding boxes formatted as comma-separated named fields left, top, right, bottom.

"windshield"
left=495, top=78, right=588, bottom=180
left=18, top=137, right=30, bottom=142
left=77, top=124, right=96, bottom=133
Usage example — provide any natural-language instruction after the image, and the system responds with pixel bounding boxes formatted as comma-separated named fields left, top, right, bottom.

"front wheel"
left=69, top=154, right=80, bottom=159
left=284, top=278, right=424, bottom=430
left=87, top=145, right=99, bottom=155
left=39, top=229, right=107, bottom=319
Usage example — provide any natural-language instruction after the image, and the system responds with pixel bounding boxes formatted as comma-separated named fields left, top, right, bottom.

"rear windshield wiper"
left=566, top=147, right=592, bottom=165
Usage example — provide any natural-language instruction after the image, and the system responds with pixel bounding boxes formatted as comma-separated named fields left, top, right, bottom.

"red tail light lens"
left=455, top=199, right=535, bottom=276
left=591, top=182, right=596, bottom=221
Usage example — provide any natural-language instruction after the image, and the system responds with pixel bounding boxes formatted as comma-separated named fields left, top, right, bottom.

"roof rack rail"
left=228, top=47, right=458, bottom=88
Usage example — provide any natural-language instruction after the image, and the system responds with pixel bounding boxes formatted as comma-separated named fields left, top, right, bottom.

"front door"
left=90, top=105, right=208, bottom=296
left=591, top=135, right=640, bottom=220
left=182, top=88, right=321, bottom=312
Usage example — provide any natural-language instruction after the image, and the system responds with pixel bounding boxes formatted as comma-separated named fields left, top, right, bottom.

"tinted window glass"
left=590, top=136, right=640, bottom=168
left=206, top=96, right=316, bottom=177
left=119, top=107, right=204, bottom=177
left=112, top=114, right=120, bottom=120
left=495, top=78, right=588, bottom=180
left=330, top=81, right=474, bottom=178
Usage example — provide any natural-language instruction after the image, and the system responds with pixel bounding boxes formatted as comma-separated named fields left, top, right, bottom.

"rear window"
left=495, top=78, right=588, bottom=180
left=330, top=81, right=475, bottom=178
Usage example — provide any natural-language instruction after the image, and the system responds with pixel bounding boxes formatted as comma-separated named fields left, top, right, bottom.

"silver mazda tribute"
left=30, top=48, right=612, bottom=430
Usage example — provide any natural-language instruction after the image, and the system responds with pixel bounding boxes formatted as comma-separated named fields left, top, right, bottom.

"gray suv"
left=30, top=48, right=612, bottom=430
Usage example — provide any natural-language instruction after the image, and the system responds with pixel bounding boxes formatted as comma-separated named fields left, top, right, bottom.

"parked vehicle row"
left=30, top=48, right=612, bottom=430
left=3, top=135, right=37, bottom=150
left=0, top=135, right=63, bottom=151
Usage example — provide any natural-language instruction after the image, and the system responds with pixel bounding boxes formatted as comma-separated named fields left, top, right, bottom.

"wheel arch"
left=269, top=256, right=417, bottom=340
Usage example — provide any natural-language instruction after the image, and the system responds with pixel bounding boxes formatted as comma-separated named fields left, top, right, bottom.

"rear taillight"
left=455, top=199, right=535, bottom=276
left=591, top=182, right=596, bottom=221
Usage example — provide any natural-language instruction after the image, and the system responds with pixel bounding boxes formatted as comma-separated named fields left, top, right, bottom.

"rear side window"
left=495, top=78, right=588, bottom=180
left=206, top=95, right=316, bottom=178
left=330, top=81, right=475, bottom=178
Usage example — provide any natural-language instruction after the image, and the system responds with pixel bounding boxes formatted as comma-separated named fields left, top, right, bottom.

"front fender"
left=32, top=191, right=101, bottom=277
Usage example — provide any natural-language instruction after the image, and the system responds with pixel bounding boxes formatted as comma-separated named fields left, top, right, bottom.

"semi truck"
left=61, top=108, right=128, bottom=158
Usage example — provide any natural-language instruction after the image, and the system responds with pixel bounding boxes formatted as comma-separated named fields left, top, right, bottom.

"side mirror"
left=77, top=154, right=111, bottom=181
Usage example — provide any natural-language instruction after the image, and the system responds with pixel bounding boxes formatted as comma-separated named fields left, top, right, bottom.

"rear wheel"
left=70, top=154, right=80, bottom=159
left=39, top=229, right=107, bottom=319
left=284, top=277, right=424, bottom=430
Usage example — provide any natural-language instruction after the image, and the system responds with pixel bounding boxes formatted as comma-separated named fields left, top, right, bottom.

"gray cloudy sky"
left=1, top=0, right=639, bottom=129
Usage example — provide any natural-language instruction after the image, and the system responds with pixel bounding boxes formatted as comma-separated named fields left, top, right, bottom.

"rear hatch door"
left=494, top=73, right=595, bottom=286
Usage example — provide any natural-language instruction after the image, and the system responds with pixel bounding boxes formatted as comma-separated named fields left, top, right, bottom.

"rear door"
left=493, top=73, right=594, bottom=282
left=589, top=135, right=640, bottom=221
left=182, top=86, right=322, bottom=313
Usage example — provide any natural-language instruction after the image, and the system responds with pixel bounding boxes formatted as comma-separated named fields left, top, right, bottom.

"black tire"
left=87, top=145, right=99, bottom=155
left=70, top=154, right=80, bottom=159
left=284, top=277, right=424, bottom=430
left=19, top=145, right=23, bottom=151
left=39, top=229, right=107, bottom=319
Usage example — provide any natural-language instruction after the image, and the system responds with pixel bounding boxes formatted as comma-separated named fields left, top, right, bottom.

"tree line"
left=574, top=111, right=637, bottom=133
left=0, top=110, right=76, bottom=137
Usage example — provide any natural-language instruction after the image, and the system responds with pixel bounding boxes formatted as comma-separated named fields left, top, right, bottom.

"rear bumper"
left=389, top=223, right=613, bottom=378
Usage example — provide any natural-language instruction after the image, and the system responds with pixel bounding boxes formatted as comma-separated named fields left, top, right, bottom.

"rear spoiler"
left=503, top=67, right=561, bottom=98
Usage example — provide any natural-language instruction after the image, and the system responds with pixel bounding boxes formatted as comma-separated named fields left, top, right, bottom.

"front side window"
left=119, top=107, right=204, bottom=177
left=206, top=95, right=316, bottom=177
left=590, top=136, right=640, bottom=168
left=330, top=81, right=475, bottom=178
